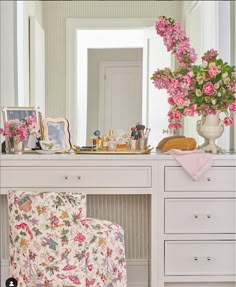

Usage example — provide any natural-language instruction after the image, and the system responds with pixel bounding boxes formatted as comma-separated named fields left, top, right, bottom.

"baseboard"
left=127, top=259, right=149, bottom=287
left=1, top=259, right=149, bottom=287
left=1, top=259, right=9, bottom=287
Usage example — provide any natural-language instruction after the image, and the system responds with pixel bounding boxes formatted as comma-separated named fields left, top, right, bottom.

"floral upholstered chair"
left=8, top=190, right=127, bottom=287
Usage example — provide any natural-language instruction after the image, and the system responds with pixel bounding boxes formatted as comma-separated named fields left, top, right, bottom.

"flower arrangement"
left=0, top=119, right=28, bottom=143
left=151, top=16, right=236, bottom=129
left=24, top=113, right=41, bottom=139
left=0, top=113, right=41, bottom=143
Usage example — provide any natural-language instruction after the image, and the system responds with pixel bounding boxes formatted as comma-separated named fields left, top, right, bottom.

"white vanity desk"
left=0, top=152, right=235, bottom=287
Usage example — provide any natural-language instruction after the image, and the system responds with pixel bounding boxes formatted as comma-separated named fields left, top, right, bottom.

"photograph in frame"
left=42, top=117, right=71, bottom=151
left=1, top=106, right=42, bottom=150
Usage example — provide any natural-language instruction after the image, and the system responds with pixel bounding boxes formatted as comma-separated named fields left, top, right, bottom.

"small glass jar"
left=107, top=140, right=117, bottom=151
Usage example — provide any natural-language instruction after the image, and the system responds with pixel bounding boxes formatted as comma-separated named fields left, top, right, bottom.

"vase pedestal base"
left=202, top=141, right=223, bottom=154
left=196, top=111, right=224, bottom=154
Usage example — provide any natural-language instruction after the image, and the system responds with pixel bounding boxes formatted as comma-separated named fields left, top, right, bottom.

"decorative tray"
left=72, top=146, right=153, bottom=155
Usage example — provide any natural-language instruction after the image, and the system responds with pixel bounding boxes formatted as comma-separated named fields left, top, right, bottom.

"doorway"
left=99, top=61, right=142, bottom=135
left=87, top=47, right=143, bottom=141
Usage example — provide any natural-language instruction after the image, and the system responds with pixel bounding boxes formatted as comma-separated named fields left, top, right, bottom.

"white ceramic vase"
left=196, top=111, right=224, bottom=154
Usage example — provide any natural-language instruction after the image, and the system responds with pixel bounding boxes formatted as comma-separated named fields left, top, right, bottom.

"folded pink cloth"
left=168, top=149, right=213, bottom=180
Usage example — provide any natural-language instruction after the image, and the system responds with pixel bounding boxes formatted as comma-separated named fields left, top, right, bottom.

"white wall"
left=0, top=1, right=42, bottom=111
left=0, top=1, right=17, bottom=111
left=18, top=1, right=43, bottom=106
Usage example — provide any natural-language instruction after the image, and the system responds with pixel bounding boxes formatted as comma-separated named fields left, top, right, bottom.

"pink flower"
left=208, top=65, right=219, bottom=77
left=229, top=102, right=236, bottom=112
left=155, top=17, right=169, bottom=36
left=229, top=82, right=236, bottom=93
left=202, top=82, right=215, bottom=95
left=223, top=116, right=234, bottom=126
left=172, top=110, right=183, bottom=120
left=182, top=74, right=192, bottom=87
left=172, top=95, right=185, bottom=106
left=168, top=97, right=175, bottom=106
left=168, top=122, right=182, bottom=129
left=74, top=232, right=85, bottom=243
left=202, top=49, right=218, bottom=61
left=170, top=78, right=180, bottom=89
left=184, top=106, right=195, bottom=116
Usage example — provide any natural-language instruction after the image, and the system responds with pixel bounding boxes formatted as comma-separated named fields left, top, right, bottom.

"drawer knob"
left=64, top=176, right=68, bottom=179
left=77, top=176, right=81, bottom=180
left=207, top=214, right=211, bottom=219
left=194, top=257, right=198, bottom=261
left=207, top=177, right=211, bottom=181
left=194, top=215, right=198, bottom=219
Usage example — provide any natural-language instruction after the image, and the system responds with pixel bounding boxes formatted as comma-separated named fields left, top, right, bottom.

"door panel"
left=99, top=62, right=142, bottom=134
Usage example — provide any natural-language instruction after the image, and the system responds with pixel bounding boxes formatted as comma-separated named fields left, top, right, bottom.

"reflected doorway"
left=87, top=48, right=142, bottom=142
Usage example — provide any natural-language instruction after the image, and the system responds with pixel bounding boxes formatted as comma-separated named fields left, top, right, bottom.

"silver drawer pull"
left=64, top=176, right=81, bottom=180
left=207, top=257, right=211, bottom=261
left=207, top=177, right=211, bottom=181
left=194, top=257, right=198, bottom=261
left=194, top=214, right=212, bottom=219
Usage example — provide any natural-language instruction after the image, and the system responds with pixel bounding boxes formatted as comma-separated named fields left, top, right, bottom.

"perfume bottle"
left=108, top=130, right=117, bottom=151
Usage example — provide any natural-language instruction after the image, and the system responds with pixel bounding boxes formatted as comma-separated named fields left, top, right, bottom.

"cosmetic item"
left=139, top=138, right=147, bottom=150
left=130, top=139, right=138, bottom=150
left=107, top=140, right=117, bottom=151
left=93, top=138, right=97, bottom=151
left=101, top=134, right=109, bottom=151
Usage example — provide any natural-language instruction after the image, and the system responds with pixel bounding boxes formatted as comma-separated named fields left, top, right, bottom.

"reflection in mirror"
left=67, top=20, right=171, bottom=147
left=87, top=48, right=143, bottom=143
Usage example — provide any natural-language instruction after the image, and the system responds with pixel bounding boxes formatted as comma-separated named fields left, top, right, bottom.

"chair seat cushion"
left=8, top=191, right=87, bottom=287
left=84, top=218, right=127, bottom=286
left=8, top=190, right=127, bottom=287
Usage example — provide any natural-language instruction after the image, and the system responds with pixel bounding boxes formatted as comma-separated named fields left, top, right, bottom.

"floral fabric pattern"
left=8, top=190, right=127, bottom=287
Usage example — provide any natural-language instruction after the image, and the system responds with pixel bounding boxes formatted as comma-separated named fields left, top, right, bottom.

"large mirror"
left=1, top=0, right=235, bottom=150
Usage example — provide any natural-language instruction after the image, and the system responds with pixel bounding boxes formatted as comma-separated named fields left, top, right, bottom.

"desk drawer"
left=1, top=166, right=151, bottom=188
left=165, top=241, right=236, bottom=276
left=165, top=167, right=235, bottom=192
left=165, top=198, right=236, bottom=234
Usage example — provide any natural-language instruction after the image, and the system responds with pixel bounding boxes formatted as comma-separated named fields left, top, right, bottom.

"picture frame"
left=2, top=106, right=41, bottom=124
left=42, top=117, right=71, bottom=151
left=1, top=106, right=42, bottom=150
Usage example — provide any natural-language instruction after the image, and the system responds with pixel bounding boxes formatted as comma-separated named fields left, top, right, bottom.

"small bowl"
left=39, top=140, right=55, bottom=150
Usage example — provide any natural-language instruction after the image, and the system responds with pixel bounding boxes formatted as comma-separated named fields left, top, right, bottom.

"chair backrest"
left=8, top=190, right=87, bottom=286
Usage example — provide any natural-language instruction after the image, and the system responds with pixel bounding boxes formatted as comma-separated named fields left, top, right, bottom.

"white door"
left=99, top=61, right=142, bottom=135
left=142, top=26, right=172, bottom=147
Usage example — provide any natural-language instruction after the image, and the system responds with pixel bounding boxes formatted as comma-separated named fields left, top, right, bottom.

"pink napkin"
left=168, top=149, right=213, bottom=181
